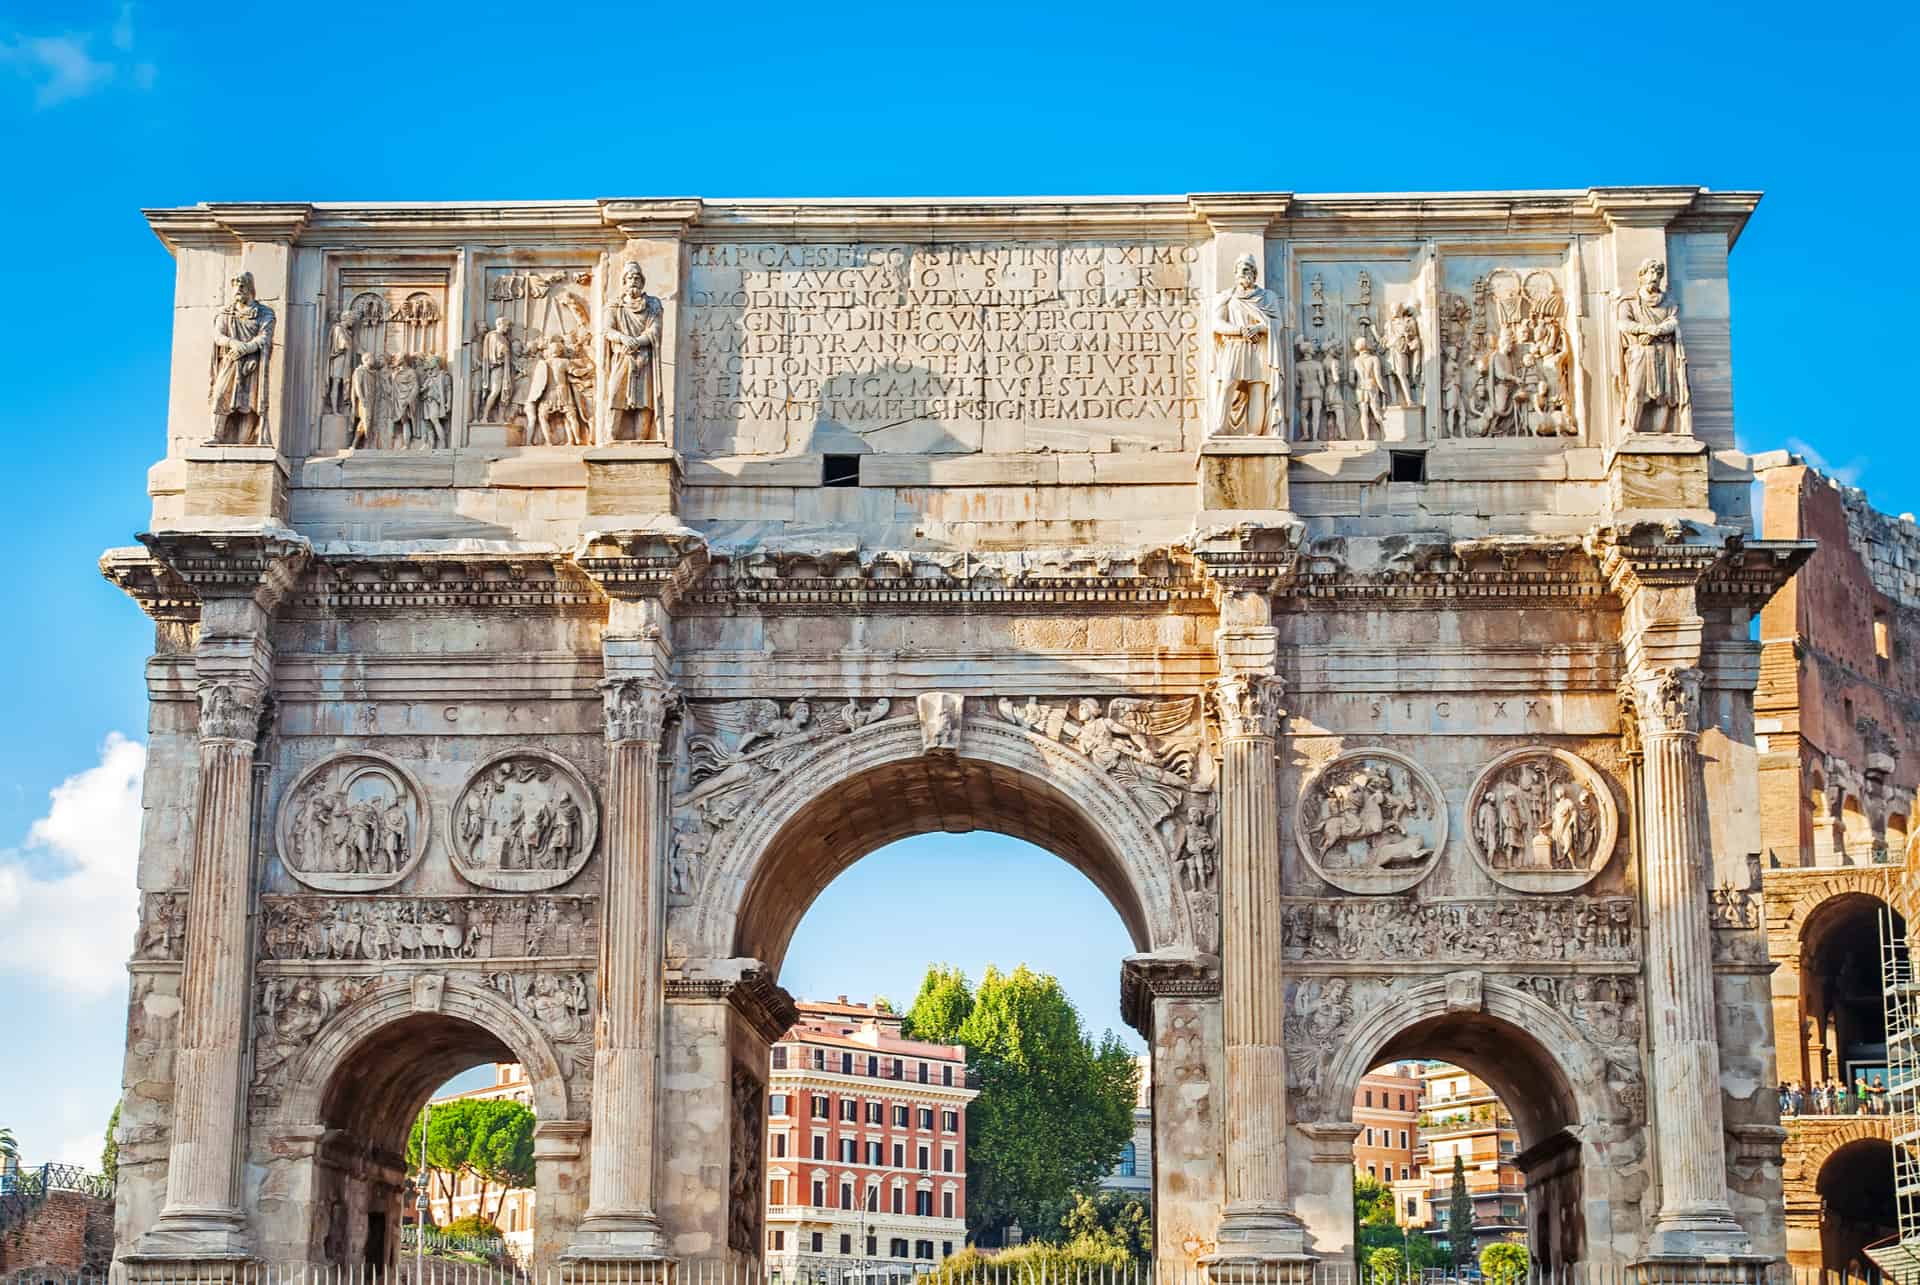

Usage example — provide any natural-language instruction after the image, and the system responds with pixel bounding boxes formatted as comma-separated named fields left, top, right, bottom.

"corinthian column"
left=1629, top=666, right=1752, bottom=1260
left=136, top=658, right=271, bottom=1262
left=567, top=662, right=672, bottom=1261
left=1208, top=666, right=1309, bottom=1274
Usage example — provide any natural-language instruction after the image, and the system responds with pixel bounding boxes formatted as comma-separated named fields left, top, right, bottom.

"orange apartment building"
left=764, top=998, right=978, bottom=1282
left=1354, top=1063, right=1421, bottom=1188
left=1392, top=1064, right=1526, bottom=1255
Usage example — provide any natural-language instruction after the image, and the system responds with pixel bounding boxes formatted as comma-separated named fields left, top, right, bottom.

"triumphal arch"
left=108, top=188, right=1803, bottom=1279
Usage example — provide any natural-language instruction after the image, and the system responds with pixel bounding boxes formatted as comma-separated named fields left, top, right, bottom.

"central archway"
left=663, top=711, right=1218, bottom=1269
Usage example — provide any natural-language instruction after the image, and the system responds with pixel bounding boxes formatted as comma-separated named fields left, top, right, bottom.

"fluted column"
left=136, top=671, right=267, bottom=1261
left=1629, top=666, right=1752, bottom=1259
left=1209, top=670, right=1308, bottom=1272
left=567, top=674, right=672, bottom=1260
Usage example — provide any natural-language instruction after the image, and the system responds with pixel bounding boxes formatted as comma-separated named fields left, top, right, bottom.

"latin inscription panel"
left=682, top=240, right=1204, bottom=456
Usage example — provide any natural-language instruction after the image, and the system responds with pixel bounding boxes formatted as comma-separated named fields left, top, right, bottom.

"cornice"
left=1119, top=950, right=1221, bottom=1034
left=665, top=963, right=799, bottom=1044
left=205, top=202, right=313, bottom=244
left=136, top=528, right=312, bottom=608
left=600, top=198, right=705, bottom=238
left=290, top=551, right=604, bottom=613
left=1587, top=521, right=1813, bottom=607
left=573, top=528, right=712, bottom=609
left=1187, top=192, right=1293, bottom=229
left=1700, top=538, right=1816, bottom=605
left=100, top=547, right=200, bottom=624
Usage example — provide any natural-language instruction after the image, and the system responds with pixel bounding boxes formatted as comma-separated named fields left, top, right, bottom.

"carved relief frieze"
left=135, top=891, right=188, bottom=961
left=1295, top=749, right=1446, bottom=894
left=1291, top=255, right=1422, bottom=443
left=484, top=969, right=594, bottom=1090
left=251, top=974, right=382, bottom=1106
left=729, top=1060, right=766, bottom=1255
left=1439, top=263, right=1580, bottom=439
left=259, top=894, right=597, bottom=962
left=327, top=264, right=452, bottom=451
left=1280, top=896, right=1639, bottom=962
left=450, top=749, right=599, bottom=891
left=1513, top=974, right=1645, bottom=1119
left=276, top=751, right=433, bottom=891
left=471, top=264, right=595, bottom=445
left=1465, top=748, right=1618, bottom=893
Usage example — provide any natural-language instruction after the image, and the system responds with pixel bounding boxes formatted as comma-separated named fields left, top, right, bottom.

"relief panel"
left=276, top=751, right=433, bottom=892
left=1286, top=249, right=1425, bottom=444
left=320, top=263, right=453, bottom=453
left=1294, top=748, right=1446, bottom=894
left=1437, top=249, right=1584, bottom=441
left=451, top=748, right=600, bottom=891
left=469, top=262, right=596, bottom=447
left=1464, top=747, right=1619, bottom=893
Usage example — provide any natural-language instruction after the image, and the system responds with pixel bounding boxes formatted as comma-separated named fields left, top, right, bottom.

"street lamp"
left=414, top=1099, right=432, bottom=1283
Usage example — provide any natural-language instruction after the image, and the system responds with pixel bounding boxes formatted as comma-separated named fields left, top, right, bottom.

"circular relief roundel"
left=1464, top=747, right=1618, bottom=893
left=449, top=748, right=600, bottom=891
left=1294, top=749, right=1448, bottom=895
left=277, top=751, right=433, bottom=892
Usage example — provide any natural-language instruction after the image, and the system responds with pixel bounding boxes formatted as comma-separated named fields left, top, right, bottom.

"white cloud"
left=1785, top=436, right=1866, bottom=488
left=0, top=6, right=154, bottom=109
left=0, top=734, right=145, bottom=997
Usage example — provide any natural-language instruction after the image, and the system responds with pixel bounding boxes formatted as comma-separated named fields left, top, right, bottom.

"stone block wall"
left=1, top=1191, right=115, bottom=1275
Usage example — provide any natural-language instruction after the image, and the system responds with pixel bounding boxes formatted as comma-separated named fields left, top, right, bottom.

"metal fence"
left=0, top=1161, right=114, bottom=1238
left=0, top=1263, right=1885, bottom=1285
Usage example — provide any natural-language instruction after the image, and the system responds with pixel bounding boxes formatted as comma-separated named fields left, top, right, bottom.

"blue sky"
left=0, top=0, right=1914, bottom=1163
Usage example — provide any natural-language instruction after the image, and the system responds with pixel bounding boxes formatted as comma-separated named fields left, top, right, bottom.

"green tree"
left=1368, top=1246, right=1406, bottom=1285
left=901, top=964, right=974, bottom=1041
left=1059, top=1190, right=1151, bottom=1262
left=923, top=1240, right=1128, bottom=1284
left=1447, top=1155, right=1475, bottom=1272
left=102, top=1103, right=120, bottom=1183
left=1481, top=1241, right=1528, bottom=1285
left=904, top=964, right=1138, bottom=1242
left=0, top=1126, right=17, bottom=1167
left=407, top=1098, right=536, bottom=1225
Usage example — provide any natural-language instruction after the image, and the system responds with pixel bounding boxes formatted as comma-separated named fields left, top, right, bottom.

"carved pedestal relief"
left=1295, top=749, right=1446, bottom=893
left=324, top=265, right=452, bottom=453
left=276, top=751, right=433, bottom=891
left=1439, top=256, right=1583, bottom=440
left=471, top=265, right=595, bottom=447
left=450, top=749, right=599, bottom=891
left=1464, top=748, right=1619, bottom=892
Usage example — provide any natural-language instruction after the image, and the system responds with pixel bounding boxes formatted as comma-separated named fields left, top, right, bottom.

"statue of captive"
left=1613, top=258, right=1689, bottom=435
left=605, top=261, right=664, bottom=442
left=209, top=271, right=275, bottom=444
left=1207, top=253, right=1285, bottom=436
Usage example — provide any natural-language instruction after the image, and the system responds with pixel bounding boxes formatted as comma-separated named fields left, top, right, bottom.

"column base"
left=1205, top=1207, right=1314, bottom=1283
left=1640, top=1206, right=1758, bottom=1265
left=563, top=1212, right=672, bottom=1269
left=1629, top=1254, right=1772, bottom=1285
left=125, top=1207, right=255, bottom=1273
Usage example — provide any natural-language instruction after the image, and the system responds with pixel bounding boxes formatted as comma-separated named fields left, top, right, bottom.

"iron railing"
left=0, top=1161, right=113, bottom=1238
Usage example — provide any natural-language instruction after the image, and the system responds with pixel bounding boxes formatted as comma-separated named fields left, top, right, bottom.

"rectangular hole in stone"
left=1389, top=450, right=1427, bottom=484
left=822, top=454, right=861, bottom=487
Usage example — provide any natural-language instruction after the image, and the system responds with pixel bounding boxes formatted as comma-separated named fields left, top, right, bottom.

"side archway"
left=256, top=977, right=582, bottom=1269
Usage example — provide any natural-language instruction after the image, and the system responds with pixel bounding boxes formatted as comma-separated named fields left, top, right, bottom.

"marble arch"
left=107, top=188, right=1801, bottom=1281
left=678, top=712, right=1201, bottom=967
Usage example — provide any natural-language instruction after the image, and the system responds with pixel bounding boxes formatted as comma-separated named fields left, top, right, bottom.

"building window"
left=840, top=1138, right=856, bottom=1163
left=918, top=1108, right=934, bottom=1129
left=812, top=1181, right=825, bottom=1207
left=812, top=1049, right=826, bottom=1071
left=842, top=1053, right=854, bottom=1075
left=892, top=1142, right=905, bottom=1167
left=770, top=1093, right=789, bottom=1117
left=942, top=1110, right=958, bottom=1132
left=915, top=1240, right=934, bottom=1260
left=867, top=1055, right=879, bottom=1077
left=867, top=1235, right=878, bottom=1256
left=867, top=1141, right=883, bottom=1165
left=770, top=1180, right=786, bottom=1206
left=942, top=1190, right=955, bottom=1219
left=771, top=1230, right=785, bottom=1251
left=1117, top=1142, right=1136, bottom=1178
left=1367, top=1164, right=1376, bottom=1179
left=1365, top=1128, right=1374, bottom=1146
left=841, top=1098, right=858, bottom=1122
left=811, top=1095, right=830, bottom=1119
left=892, top=1058, right=903, bottom=1078
left=943, top=1241, right=953, bottom=1258
left=840, top=1234, right=852, bottom=1255
left=867, top=1101, right=883, bottom=1124
left=891, top=1238, right=909, bottom=1258
left=811, top=1135, right=825, bottom=1160
left=1405, top=1197, right=1417, bottom=1218
left=811, top=1232, right=824, bottom=1253
left=1365, top=1090, right=1374, bottom=1107
left=916, top=1190, right=933, bottom=1216
left=867, top=1186, right=879, bottom=1212
left=893, top=1187, right=905, bottom=1215
left=943, top=1066, right=954, bottom=1086
left=919, top=1063, right=929, bottom=1084
left=772, top=1047, right=788, bottom=1070
left=1399, top=1130, right=1408, bottom=1149
left=1401, top=1165, right=1409, bottom=1180
left=893, top=1105, right=909, bottom=1127
left=840, top=1183, right=854, bottom=1210
left=774, top=1134, right=787, bottom=1158
left=918, top=1145, right=930, bottom=1170
left=941, top=1147, right=954, bottom=1172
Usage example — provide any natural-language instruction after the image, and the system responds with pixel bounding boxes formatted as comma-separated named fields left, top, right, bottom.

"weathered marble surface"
left=108, top=189, right=1799, bottom=1279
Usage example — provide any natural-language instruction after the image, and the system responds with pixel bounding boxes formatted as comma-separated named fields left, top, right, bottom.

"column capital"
left=1624, top=666, right=1702, bottom=738
left=1210, top=674, right=1286, bottom=740
left=196, top=677, right=268, bottom=744
left=600, top=677, right=674, bottom=745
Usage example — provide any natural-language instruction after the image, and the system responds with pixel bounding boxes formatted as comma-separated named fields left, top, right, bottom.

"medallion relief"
left=451, top=749, right=600, bottom=891
left=276, top=751, right=433, bottom=892
left=1464, top=748, right=1618, bottom=893
left=1295, top=749, right=1447, bottom=894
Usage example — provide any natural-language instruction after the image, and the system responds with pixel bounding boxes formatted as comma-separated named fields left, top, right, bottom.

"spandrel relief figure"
left=1350, top=336, right=1388, bottom=439
left=325, top=309, right=355, bottom=414
left=209, top=271, right=275, bottom=444
left=1207, top=253, right=1285, bottom=437
left=606, top=260, right=665, bottom=442
left=1384, top=301, right=1423, bottom=407
left=1613, top=257, right=1689, bottom=435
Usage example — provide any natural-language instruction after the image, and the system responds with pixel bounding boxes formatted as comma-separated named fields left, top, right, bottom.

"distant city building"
left=1099, top=1054, right=1152, bottom=1197
left=423, top=1063, right=536, bottom=1261
left=764, top=997, right=978, bottom=1282
left=1353, top=1062, right=1420, bottom=1189
left=1394, top=1064, right=1526, bottom=1254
